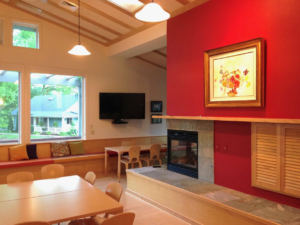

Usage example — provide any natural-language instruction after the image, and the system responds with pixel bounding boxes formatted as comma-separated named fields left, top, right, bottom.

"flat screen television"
left=99, top=93, right=145, bottom=123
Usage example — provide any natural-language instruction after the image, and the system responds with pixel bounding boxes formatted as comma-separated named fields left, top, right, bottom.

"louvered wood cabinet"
left=252, top=123, right=300, bottom=198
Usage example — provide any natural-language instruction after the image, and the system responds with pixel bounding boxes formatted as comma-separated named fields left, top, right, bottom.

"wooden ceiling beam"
left=63, top=0, right=136, bottom=30
left=19, top=0, right=112, bottom=42
left=99, top=0, right=135, bottom=17
left=135, top=56, right=166, bottom=70
left=153, top=50, right=167, bottom=58
left=0, top=1, right=107, bottom=46
left=176, top=0, right=190, bottom=5
left=106, top=21, right=160, bottom=46
left=45, top=0, right=122, bottom=36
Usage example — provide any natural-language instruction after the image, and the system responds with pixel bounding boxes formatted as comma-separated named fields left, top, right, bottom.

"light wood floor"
left=59, top=172, right=188, bottom=225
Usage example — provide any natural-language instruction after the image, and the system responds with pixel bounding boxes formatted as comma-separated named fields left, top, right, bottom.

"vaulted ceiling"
left=1, top=0, right=208, bottom=47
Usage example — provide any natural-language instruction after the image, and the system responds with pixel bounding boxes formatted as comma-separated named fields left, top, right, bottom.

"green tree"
left=0, top=82, right=19, bottom=131
left=13, top=30, right=36, bottom=48
left=53, top=121, right=58, bottom=128
left=31, top=84, right=76, bottom=99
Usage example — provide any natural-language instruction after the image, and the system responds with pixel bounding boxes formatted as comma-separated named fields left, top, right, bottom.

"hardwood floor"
left=59, top=172, right=188, bottom=225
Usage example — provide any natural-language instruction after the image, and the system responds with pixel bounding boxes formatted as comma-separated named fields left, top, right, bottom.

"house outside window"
left=28, top=73, right=83, bottom=141
left=0, top=70, right=20, bottom=144
left=12, top=21, right=39, bottom=49
left=66, top=118, right=73, bottom=124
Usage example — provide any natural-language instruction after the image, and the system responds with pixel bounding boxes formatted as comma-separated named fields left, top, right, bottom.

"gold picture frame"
left=204, top=38, right=264, bottom=107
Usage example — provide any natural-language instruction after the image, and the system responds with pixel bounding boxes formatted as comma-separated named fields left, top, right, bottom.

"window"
left=30, top=73, right=83, bottom=141
left=66, top=118, right=73, bottom=124
left=0, top=70, right=20, bottom=143
left=13, top=22, right=39, bottom=49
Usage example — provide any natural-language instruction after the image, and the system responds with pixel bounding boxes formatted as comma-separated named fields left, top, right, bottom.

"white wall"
left=0, top=4, right=167, bottom=141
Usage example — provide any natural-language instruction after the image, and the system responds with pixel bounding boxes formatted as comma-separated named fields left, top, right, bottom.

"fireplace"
left=167, top=130, right=198, bottom=178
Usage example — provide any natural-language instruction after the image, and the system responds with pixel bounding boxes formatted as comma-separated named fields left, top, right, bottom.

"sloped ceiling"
left=1, top=0, right=208, bottom=46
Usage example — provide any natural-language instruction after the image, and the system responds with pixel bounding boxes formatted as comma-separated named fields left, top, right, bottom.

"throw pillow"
left=9, top=145, right=29, bottom=161
left=69, top=142, right=85, bottom=155
left=36, top=143, right=51, bottom=158
left=50, top=142, right=70, bottom=157
left=0, top=146, right=9, bottom=162
left=26, top=144, right=38, bottom=159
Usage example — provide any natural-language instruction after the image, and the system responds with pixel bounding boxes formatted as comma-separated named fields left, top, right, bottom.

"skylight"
left=108, top=0, right=144, bottom=13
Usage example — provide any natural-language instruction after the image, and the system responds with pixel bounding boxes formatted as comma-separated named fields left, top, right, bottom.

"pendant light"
left=68, top=0, right=91, bottom=55
left=135, top=0, right=170, bottom=22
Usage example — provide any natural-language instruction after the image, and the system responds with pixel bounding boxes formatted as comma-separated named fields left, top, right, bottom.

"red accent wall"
left=167, top=0, right=300, bottom=208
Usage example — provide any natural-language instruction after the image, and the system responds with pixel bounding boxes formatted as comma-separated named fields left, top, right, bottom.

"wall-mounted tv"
left=99, top=93, right=145, bottom=123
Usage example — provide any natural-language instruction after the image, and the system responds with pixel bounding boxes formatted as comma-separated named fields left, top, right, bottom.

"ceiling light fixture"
left=68, top=0, right=90, bottom=56
left=135, top=0, right=170, bottom=22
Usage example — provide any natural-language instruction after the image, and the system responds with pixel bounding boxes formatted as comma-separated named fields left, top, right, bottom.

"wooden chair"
left=121, top=141, right=136, bottom=146
left=68, top=213, right=135, bottom=225
left=85, top=171, right=96, bottom=185
left=120, top=146, right=142, bottom=175
left=15, top=222, right=50, bottom=225
left=140, top=144, right=162, bottom=166
left=41, top=164, right=64, bottom=179
left=69, top=182, right=123, bottom=225
left=97, top=212, right=135, bottom=225
left=7, top=172, right=34, bottom=184
left=105, top=182, right=123, bottom=203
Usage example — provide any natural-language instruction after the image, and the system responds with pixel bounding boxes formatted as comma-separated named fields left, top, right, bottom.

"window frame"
left=0, top=17, right=6, bottom=46
left=0, top=63, right=24, bottom=145
left=11, top=20, right=40, bottom=49
left=27, top=66, right=87, bottom=143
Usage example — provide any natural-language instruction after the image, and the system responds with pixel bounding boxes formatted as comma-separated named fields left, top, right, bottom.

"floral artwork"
left=204, top=38, right=264, bottom=107
left=213, top=51, right=255, bottom=99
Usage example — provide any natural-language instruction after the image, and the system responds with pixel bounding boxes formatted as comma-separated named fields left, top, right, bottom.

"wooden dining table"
left=105, top=144, right=167, bottom=182
left=0, top=175, right=123, bottom=225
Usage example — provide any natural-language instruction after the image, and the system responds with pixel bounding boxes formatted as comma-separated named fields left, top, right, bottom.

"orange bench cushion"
left=0, top=158, right=54, bottom=169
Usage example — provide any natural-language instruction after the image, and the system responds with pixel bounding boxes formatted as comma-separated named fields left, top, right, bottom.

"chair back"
left=7, top=172, right=34, bottom=184
left=122, top=140, right=136, bottom=146
left=41, top=164, right=64, bottom=179
left=128, top=146, right=141, bottom=163
left=150, top=144, right=161, bottom=160
left=85, top=171, right=96, bottom=185
left=14, top=221, right=50, bottom=225
left=101, top=212, right=135, bottom=225
left=105, top=182, right=123, bottom=202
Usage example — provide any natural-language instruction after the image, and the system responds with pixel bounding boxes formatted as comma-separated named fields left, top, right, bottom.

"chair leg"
left=147, top=160, right=150, bottom=167
left=139, top=161, right=142, bottom=168
left=158, top=159, right=162, bottom=165
left=125, top=163, right=129, bottom=170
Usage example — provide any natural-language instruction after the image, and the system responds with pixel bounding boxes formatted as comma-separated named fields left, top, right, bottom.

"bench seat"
left=0, top=158, right=54, bottom=169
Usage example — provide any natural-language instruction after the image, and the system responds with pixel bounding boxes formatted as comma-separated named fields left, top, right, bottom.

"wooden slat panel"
left=252, top=123, right=280, bottom=192
left=283, top=126, right=300, bottom=196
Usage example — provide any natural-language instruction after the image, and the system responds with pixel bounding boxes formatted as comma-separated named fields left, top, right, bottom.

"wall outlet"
left=215, top=143, right=219, bottom=151
left=223, top=144, right=228, bottom=152
left=90, top=130, right=95, bottom=135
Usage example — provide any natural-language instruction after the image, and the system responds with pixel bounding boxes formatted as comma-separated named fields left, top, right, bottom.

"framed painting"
left=204, top=38, right=264, bottom=107
left=151, top=101, right=162, bottom=112
left=151, top=114, right=162, bottom=124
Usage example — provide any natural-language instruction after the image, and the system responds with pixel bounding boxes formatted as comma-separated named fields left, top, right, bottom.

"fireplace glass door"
left=168, top=130, right=198, bottom=177
left=170, top=140, right=198, bottom=169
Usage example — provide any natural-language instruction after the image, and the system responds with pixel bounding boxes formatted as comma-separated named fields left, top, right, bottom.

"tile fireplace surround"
left=167, top=119, right=214, bottom=183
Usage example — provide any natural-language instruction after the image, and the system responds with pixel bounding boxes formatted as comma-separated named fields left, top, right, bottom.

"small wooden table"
left=105, top=144, right=167, bottom=182
left=0, top=176, right=123, bottom=225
